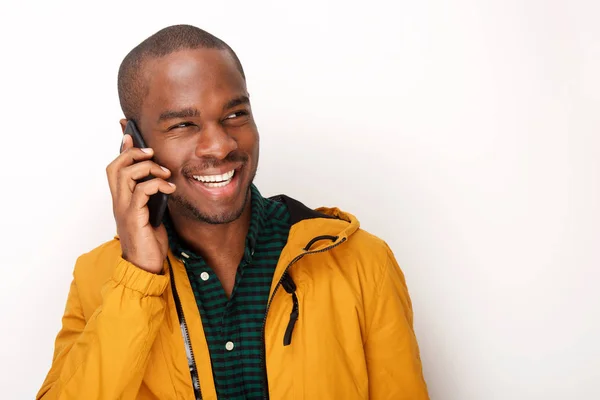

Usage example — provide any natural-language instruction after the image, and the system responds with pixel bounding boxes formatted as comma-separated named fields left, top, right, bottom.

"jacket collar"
left=269, top=194, right=360, bottom=255
left=113, top=192, right=360, bottom=260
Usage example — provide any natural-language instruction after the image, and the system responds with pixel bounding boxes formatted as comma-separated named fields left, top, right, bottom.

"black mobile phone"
left=123, top=120, right=169, bottom=227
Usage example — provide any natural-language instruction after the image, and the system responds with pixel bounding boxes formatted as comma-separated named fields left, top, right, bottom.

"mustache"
left=181, top=152, right=248, bottom=176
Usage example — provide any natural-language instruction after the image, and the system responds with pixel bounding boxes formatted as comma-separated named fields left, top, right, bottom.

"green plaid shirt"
left=165, top=184, right=291, bottom=399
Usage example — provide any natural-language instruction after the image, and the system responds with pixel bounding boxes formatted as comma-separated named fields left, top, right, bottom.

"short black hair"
left=117, top=24, right=245, bottom=121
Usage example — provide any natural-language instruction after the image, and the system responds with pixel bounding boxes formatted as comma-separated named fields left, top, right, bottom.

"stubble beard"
left=168, top=173, right=255, bottom=225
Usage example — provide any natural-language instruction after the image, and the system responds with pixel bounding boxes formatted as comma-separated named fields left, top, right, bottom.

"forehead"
left=140, top=48, right=246, bottom=118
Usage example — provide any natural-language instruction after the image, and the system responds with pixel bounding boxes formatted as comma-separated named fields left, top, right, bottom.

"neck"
left=168, top=194, right=253, bottom=266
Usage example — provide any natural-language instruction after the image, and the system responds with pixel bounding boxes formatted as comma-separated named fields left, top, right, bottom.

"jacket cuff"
left=111, top=258, right=169, bottom=296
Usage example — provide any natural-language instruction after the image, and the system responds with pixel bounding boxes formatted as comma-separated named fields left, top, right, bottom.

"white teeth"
left=192, top=170, right=235, bottom=188
left=193, top=170, right=235, bottom=183
left=205, top=180, right=231, bottom=188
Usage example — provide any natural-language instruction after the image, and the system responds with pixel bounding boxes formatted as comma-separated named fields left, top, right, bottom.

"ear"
left=119, top=118, right=128, bottom=134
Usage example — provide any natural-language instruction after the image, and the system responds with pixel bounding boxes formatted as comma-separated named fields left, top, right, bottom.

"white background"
left=1, top=0, right=598, bottom=399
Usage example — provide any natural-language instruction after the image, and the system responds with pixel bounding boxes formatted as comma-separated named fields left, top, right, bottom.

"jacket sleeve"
left=36, top=257, right=170, bottom=400
left=364, top=244, right=430, bottom=400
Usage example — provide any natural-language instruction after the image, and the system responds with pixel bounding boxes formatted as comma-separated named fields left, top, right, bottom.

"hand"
left=106, top=134, right=176, bottom=273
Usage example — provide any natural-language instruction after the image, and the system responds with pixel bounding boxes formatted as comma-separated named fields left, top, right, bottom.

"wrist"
left=112, top=258, right=169, bottom=296
left=121, top=252, right=164, bottom=274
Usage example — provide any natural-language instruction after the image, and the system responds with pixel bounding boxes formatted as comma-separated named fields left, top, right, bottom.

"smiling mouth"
left=191, top=169, right=235, bottom=188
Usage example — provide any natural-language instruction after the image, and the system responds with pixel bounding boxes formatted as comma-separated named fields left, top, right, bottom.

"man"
left=37, top=24, right=429, bottom=400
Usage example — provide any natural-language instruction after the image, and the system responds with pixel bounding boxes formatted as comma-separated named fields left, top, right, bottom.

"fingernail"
left=141, top=148, right=152, bottom=154
left=168, top=182, right=175, bottom=187
left=161, top=166, right=169, bottom=172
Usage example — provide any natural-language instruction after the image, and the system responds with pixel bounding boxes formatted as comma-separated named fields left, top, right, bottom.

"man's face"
left=128, top=48, right=259, bottom=224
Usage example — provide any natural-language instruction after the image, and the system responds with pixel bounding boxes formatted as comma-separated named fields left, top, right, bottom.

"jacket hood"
left=269, top=195, right=361, bottom=254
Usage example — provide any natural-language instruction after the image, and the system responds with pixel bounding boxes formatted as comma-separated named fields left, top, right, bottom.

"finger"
left=130, top=179, right=176, bottom=211
left=116, top=146, right=154, bottom=168
left=120, top=134, right=132, bottom=153
left=109, top=134, right=133, bottom=198
left=107, top=147, right=154, bottom=196
left=117, top=161, right=171, bottom=201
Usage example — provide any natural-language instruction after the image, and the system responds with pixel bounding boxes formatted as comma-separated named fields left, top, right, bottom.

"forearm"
left=37, top=259, right=169, bottom=400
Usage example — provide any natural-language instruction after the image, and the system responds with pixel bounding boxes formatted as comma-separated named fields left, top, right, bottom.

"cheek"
left=235, top=126, right=259, bottom=154
left=153, top=144, right=189, bottom=173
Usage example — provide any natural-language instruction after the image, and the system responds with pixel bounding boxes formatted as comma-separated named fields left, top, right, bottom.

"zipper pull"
left=283, top=292, right=299, bottom=346
left=282, top=274, right=299, bottom=346
left=281, top=273, right=296, bottom=293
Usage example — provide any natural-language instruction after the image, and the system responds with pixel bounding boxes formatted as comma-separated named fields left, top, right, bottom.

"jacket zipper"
left=260, top=236, right=347, bottom=400
left=168, top=258, right=203, bottom=400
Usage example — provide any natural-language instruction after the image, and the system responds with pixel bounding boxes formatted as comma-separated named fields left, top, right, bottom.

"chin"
left=170, top=183, right=251, bottom=225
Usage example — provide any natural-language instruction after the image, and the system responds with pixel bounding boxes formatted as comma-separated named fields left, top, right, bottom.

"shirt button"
left=225, top=341, right=235, bottom=351
left=200, top=272, right=210, bottom=281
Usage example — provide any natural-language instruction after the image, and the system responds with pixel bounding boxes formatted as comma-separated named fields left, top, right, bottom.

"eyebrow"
left=156, top=96, right=249, bottom=122
left=223, top=95, right=250, bottom=111
left=157, top=107, right=200, bottom=122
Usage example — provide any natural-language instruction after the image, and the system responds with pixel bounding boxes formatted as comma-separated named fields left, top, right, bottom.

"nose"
left=194, top=122, right=238, bottom=160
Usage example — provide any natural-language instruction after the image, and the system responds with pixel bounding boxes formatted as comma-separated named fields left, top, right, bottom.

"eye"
left=225, top=110, right=248, bottom=120
left=168, top=121, right=195, bottom=130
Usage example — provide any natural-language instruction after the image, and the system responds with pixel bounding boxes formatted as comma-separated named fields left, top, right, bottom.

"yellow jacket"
left=37, top=198, right=429, bottom=399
